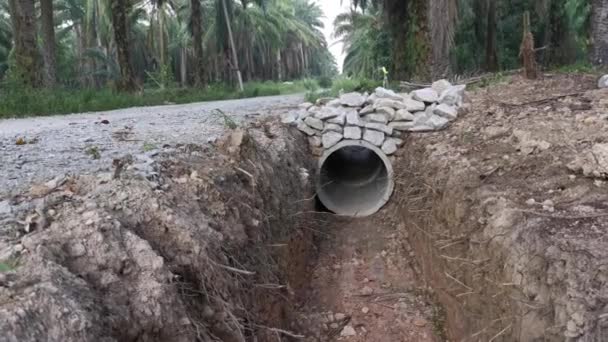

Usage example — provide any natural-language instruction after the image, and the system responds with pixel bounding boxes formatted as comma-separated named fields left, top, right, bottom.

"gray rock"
left=387, top=137, right=404, bottom=147
left=315, top=107, right=340, bottom=120
left=346, top=111, right=361, bottom=126
left=439, top=85, right=466, bottom=106
left=299, top=102, right=314, bottom=110
left=363, top=129, right=385, bottom=146
left=280, top=111, right=299, bottom=125
left=309, top=136, right=322, bottom=147
left=323, top=123, right=343, bottom=133
left=434, top=104, right=458, bottom=120
left=340, top=92, right=367, bottom=107
left=412, top=88, right=439, bottom=103
left=298, top=108, right=311, bottom=120
left=304, top=117, right=324, bottom=130
left=327, top=99, right=342, bottom=107
left=0, top=200, right=11, bottom=215
left=365, top=123, right=393, bottom=135
left=408, top=124, right=434, bottom=132
left=389, top=122, right=414, bottom=131
left=343, top=126, right=362, bottom=140
left=327, top=113, right=346, bottom=125
left=382, top=139, right=398, bottom=155
left=432, top=79, right=452, bottom=94
left=599, top=75, right=608, bottom=89
left=359, top=105, right=375, bottom=115
left=364, top=113, right=389, bottom=124
left=394, top=109, right=415, bottom=121
left=374, top=98, right=406, bottom=110
left=297, top=120, right=316, bottom=136
left=427, top=115, right=450, bottom=130
left=375, top=87, right=403, bottom=101
left=340, top=325, right=357, bottom=337
left=413, top=111, right=430, bottom=126
left=322, top=131, right=343, bottom=149
left=366, top=93, right=377, bottom=104
left=375, top=107, right=396, bottom=121
left=403, top=98, right=426, bottom=112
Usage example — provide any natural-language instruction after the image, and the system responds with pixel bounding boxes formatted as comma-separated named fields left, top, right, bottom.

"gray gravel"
left=0, top=94, right=304, bottom=198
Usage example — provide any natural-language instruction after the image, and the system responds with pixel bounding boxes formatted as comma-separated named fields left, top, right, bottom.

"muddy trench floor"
left=290, top=209, right=441, bottom=342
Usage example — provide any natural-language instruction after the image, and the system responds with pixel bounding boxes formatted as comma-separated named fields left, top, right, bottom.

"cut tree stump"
left=520, top=11, right=538, bottom=80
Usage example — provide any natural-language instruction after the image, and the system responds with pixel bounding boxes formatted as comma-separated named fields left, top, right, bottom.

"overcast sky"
left=316, top=0, right=351, bottom=72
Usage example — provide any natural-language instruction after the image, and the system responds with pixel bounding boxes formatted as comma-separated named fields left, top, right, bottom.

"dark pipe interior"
left=318, top=145, right=391, bottom=216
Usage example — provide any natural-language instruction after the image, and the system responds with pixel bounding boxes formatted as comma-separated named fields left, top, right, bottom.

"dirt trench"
left=0, top=120, right=319, bottom=342
left=0, top=116, right=439, bottom=342
left=3, top=73, right=608, bottom=342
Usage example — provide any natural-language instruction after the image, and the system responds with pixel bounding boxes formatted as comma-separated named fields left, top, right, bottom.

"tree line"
left=4, top=0, right=337, bottom=91
left=336, top=0, right=608, bottom=81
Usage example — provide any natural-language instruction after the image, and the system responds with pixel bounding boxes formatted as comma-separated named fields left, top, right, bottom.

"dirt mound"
left=394, top=74, right=608, bottom=341
left=0, top=121, right=316, bottom=341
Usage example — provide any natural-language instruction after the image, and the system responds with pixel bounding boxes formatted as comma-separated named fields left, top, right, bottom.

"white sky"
left=316, top=0, right=351, bottom=72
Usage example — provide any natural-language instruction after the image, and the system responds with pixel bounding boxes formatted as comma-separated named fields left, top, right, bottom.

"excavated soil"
left=0, top=120, right=318, bottom=341
left=3, top=73, right=608, bottom=342
left=395, top=73, right=608, bottom=341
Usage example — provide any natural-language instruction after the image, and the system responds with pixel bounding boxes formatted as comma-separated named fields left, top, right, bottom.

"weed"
left=551, top=62, right=597, bottom=74
left=85, top=146, right=101, bottom=159
left=0, top=258, right=18, bottom=272
left=142, top=142, right=157, bottom=152
left=214, top=109, right=237, bottom=130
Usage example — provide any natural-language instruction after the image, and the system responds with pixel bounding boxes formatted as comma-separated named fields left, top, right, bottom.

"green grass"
left=550, top=62, right=598, bottom=74
left=0, top=258, right=18, bottom=273
left=305, top=77, right=382, bottom=103
left=0, top=79, right=315, bottom=118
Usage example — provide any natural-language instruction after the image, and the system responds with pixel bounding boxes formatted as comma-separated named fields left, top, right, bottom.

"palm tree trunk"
left=276, top=50, right=282, bottom=81
left=590, top=0, right=608, bottom=65
left=40, top=0, right=57, bottom=87
left=384, top=0, right=444, bottom=81
left=221, top=0, right=244, bottom=91
left=181, top=47, right=187, bottom=86
left=485, top=0, right=498, bottom=71
left=158, top=7, right=166, bottom=67
left=299, top=43, right=306, bottom=76
left=190, top=0, right=204, bottom=86
left=8, top=0, right=41, bottom=87
left=110, top=0, right=136, bottom=91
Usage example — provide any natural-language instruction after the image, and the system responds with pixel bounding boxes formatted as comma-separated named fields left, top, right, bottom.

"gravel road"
left=0, top=94, right=304, bottom=198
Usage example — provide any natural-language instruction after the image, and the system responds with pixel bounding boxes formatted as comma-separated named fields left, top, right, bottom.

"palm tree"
left=190, top=0, right=205, bottom=86
left=0, top=2, right=12, bottom=78
left=110, top=0, right=136, bottom=91
left=221, top=0, right=243, bottom=91
left=40, top=0, right=57, bottom=86
left=590, top=0, right=608, bottom=65
left=333, top=9, right=383, bottom=78
left=8, top=0, right=41, bottom=87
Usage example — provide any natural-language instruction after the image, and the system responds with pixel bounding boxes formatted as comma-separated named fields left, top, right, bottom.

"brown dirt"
left=0, top=120, right=319, bottom=342
left=293, top=211, right=441, bottom=341
left=394, top=73, right=608, bottom=341
left=3, top=72, right=608, bottom=342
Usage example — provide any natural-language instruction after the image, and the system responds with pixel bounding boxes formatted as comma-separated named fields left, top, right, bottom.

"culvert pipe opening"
left=316, top=140, right=395, bottom=217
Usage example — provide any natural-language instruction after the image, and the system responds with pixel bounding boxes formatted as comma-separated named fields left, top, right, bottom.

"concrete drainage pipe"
left=316, top=140, right=395, bottom=217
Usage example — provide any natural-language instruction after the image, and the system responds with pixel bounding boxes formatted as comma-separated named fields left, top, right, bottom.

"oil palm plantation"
left=0, top=0, right=333, bottom=90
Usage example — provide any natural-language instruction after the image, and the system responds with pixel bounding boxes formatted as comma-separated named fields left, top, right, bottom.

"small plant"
left=214, top=109, right=237, bottom=129
left=85, top=146, right=101, bottom=159
left=142, top=142, right=157, bottom=152
left=0, top=258, right=18, bottom=272
left=317, top=76, right=333, bottom=89
left=301, top=78, right=319, bottom=92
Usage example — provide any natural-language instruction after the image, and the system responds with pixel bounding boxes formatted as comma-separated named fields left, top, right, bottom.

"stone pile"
left=282, top=79, right=466, bottom=156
